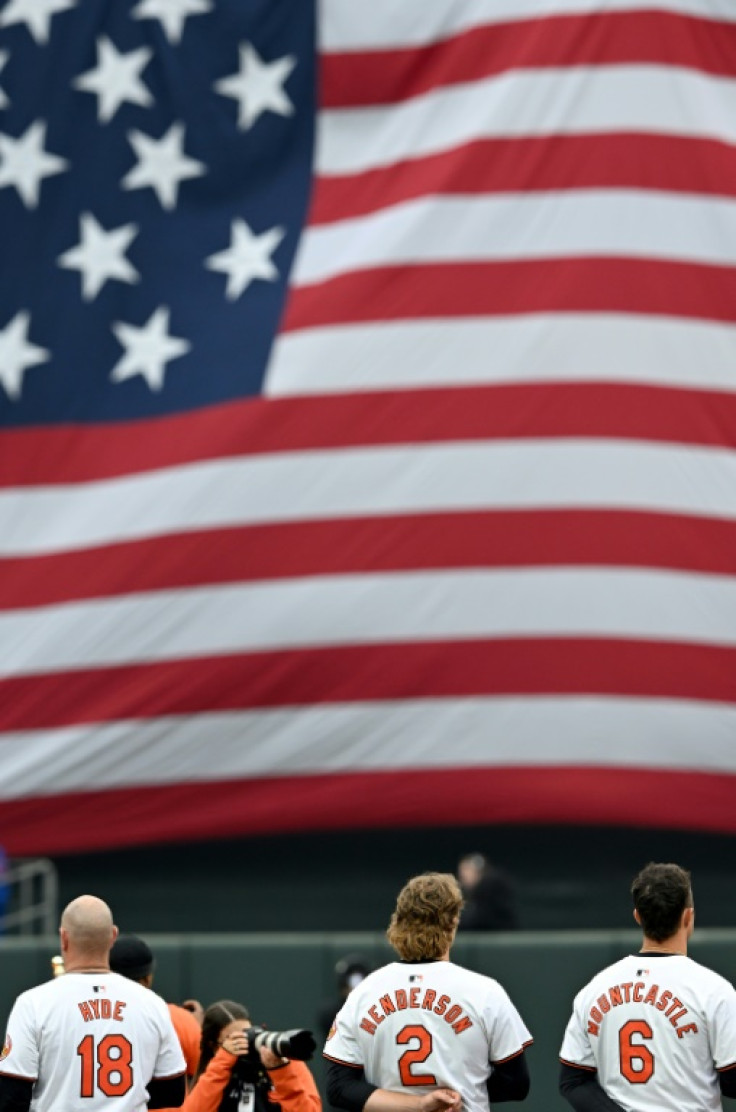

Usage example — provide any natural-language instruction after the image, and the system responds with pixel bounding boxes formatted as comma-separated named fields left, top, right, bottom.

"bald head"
left=60, top=895, right=117, bottom=966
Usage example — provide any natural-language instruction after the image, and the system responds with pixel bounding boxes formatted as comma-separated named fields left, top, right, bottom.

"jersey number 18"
left=77, top=1034, right=134, bottom=1097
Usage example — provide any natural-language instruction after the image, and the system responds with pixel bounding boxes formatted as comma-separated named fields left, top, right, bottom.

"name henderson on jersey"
left=358, top=985, right=474, bottom=1037
left=586, top=980, right=698, bottom=1040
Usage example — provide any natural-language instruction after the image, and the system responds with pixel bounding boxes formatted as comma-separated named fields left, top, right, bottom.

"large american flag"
left=1, top=0, right=735, bottom=855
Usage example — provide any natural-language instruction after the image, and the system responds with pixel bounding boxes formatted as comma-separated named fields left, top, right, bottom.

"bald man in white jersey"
left=0, top=894, right=185, bottom=1111
left=324, top=871, right=532, bottom=1112
left=559, top=861, right=736, bottom=1111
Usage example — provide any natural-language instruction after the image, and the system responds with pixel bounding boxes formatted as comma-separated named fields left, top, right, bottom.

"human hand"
left=419, top=1089, right=461, bottom=1112
left=258, top=1044, right=289, bottom=1070
left=220, top=1030, right=250, bottom=1058
left=182, top=999, right=205, bottom=1025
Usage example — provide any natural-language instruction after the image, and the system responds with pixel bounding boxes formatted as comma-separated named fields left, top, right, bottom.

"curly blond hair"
left=386, top=872, right=463, bottom=961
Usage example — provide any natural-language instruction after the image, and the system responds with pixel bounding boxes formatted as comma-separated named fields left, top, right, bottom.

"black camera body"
left=247, top=1026, right=316, bottom=1062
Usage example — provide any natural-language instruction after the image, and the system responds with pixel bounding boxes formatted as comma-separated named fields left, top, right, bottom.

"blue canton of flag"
left=0, top=0, right=315, bottom=423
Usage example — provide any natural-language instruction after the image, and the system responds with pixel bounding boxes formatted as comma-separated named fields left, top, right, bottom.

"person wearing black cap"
left=317, top=954, right=372, bottom=1042
left=110, top=934, right=202, bottom=1094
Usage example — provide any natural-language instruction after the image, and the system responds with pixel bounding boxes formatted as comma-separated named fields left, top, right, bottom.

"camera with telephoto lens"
left=247, top=1026, right=316, bottom=1061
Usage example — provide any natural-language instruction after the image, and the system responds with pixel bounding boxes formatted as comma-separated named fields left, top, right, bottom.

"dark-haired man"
left=110, top=934, right=202, bottom=1098
left=324, top=871, right=532, bottom=1112
left=559, top=861, right=736, bottom=1111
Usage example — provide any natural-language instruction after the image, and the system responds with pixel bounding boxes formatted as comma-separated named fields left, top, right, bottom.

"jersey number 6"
left=397, top=1025, right=438, bottom=1086
left=77, top=1033, right=134, bottom=1097
left=619, top=1020, right=654, bottom=1084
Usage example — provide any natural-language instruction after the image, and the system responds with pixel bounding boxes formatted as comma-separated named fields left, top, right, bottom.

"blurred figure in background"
left=111, top=933, right=202, bottom=1093
left=317, top=953, right=372, bottom=1041
left=457, top=853, right=520, bottom=931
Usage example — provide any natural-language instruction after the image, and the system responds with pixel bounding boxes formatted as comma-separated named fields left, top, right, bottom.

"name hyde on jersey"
left=78, top=997, right=127, bottom=1023
left=359, top=987, right=473, bottom=1036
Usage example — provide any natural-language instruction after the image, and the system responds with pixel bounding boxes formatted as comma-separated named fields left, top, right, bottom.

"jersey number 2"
left=619, top=1020, right=654, bottom=1084
left=77, top=1034, right=134, bottom=1097
left=397, top=1025, right=437, bottom=1086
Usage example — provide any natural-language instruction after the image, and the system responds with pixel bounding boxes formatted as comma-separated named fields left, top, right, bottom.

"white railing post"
left=0, top=858, right=59, bottom=936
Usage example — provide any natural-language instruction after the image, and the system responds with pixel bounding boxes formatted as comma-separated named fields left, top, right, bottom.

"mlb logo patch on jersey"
left=0, top=1033, right=11, bottom=1060
left=409, top=974, right=423, bottom=983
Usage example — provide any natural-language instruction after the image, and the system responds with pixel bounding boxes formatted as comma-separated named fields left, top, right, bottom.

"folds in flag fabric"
left=1, top=0, right=735, bottom=855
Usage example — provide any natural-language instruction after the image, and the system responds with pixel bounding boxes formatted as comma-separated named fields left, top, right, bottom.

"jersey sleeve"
left=169, top=1004, right=202, bottom=1079
left=152, top=995, right=187, bottom=1079
left=0, top=995, right=39, bottom=1082
left=487, top=984, right=533, bottom=1064
left=709, top=982, right=736, bottom=1071
left=323, top=998, right=362, bottom=1068
left=559, top=994, right=596, bottom=1071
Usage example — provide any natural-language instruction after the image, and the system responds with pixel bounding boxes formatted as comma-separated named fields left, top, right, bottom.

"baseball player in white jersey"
left=0, top=895, right=186, bottom=1112
left=324, top=872, right=532, bottom=1112
left=559, top=862, right=736, bottom=1112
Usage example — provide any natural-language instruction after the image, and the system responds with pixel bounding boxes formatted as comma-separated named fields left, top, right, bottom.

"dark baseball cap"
left=109, top=934, right=155, bottom=981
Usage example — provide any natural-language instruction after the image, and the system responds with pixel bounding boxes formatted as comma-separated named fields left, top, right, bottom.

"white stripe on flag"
left=317, top=68, right=736, bottom=175
left=291, top=193, right=736, bottom=286
left=3, top=441, right=736, bottom=556
left=320, top=0, right=736, bottom=50
left=2, top=695, right=735, bottom=798
left=266, top=315, right=736, bottom=395
left=1, top=567, right=736, bottom=675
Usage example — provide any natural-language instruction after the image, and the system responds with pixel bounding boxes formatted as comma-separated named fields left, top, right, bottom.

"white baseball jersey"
left=0, top=971, right=185, bottom=1112
left=324, top=959, right=532, bottom=1112
left=560, top=953, right=736, bottom=1112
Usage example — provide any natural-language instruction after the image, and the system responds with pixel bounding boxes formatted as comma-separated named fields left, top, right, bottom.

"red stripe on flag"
left=4, top=382, right=736, bottom=486
left=320, top=11, right=736, bottom=108
left=2, top=766, right=735, bottom=855
left=310, top=135, right=736, bottom=225
left=284, top=259, right=736, bottom=331
left=2, top=510, right=736, bottom=609
left=1, top=639, right=735, bottom=731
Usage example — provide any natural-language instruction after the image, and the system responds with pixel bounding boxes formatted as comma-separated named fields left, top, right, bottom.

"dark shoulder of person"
left=461, top=868, right=519, bottom=931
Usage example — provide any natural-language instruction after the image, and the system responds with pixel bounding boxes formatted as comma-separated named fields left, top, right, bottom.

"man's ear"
left=683, top=906, right=695, bottom=931
left=633, top=908, right=641, bottom=927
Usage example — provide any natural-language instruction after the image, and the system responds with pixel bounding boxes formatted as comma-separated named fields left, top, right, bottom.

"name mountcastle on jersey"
left=560, top=952, right=736, bottom=1112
